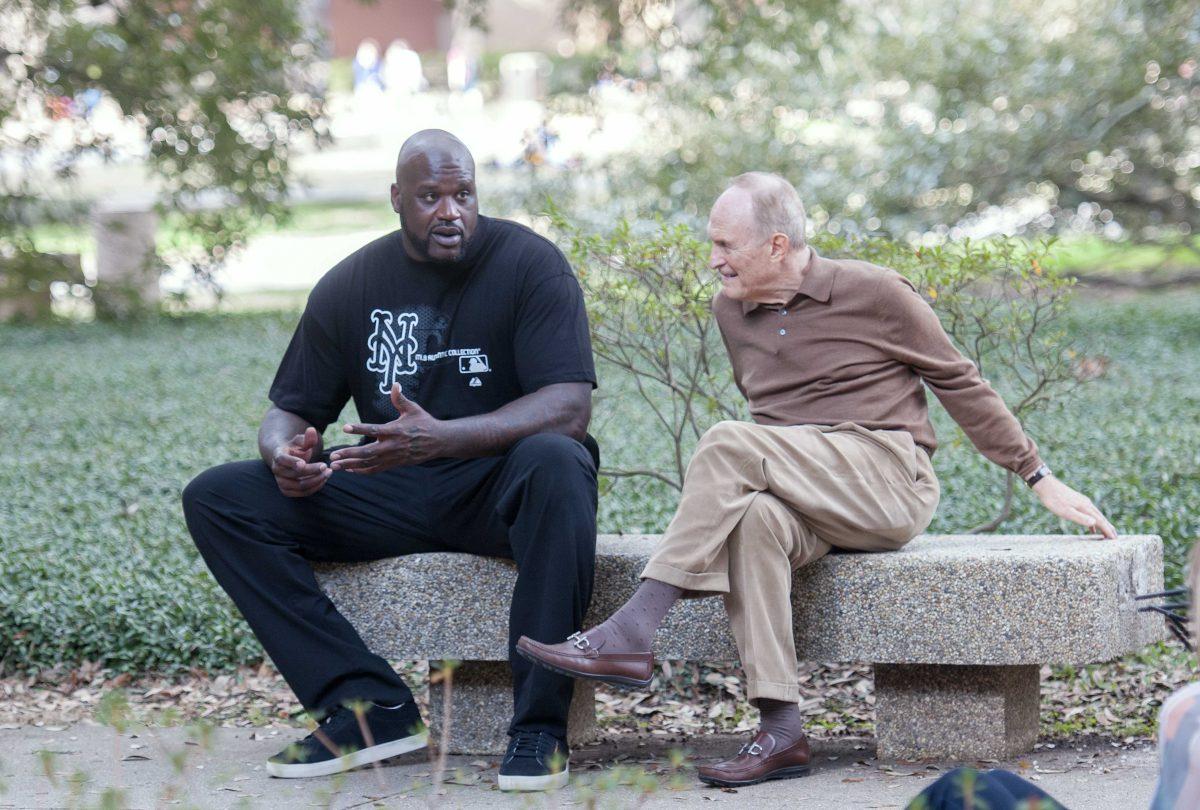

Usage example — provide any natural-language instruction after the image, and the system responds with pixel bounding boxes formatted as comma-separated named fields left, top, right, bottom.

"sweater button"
left=779, top=328, right=787, bottom=335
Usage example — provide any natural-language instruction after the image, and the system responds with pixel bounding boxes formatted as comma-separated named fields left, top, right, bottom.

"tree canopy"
left=546, top=0, right=1199, bottom=246
left=1, top=0, right=325, bottom=293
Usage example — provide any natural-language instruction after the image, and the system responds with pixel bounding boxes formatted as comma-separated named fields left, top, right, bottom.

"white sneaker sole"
left=498, top=764, right=570, bottom=792
left=266, top=731, right=428, bottom=778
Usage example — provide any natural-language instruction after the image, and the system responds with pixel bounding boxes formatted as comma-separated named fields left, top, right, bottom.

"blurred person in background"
left=383, top=39, right=425, bottom=98
left=352, top=39, right=385, bottom=105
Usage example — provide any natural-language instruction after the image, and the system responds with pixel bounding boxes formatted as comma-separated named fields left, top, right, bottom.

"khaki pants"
left=642, top=421, right=939, bottom=703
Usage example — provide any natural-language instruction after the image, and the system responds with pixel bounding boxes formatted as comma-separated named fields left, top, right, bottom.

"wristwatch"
left=1025, top=464, right=1052, bottom=488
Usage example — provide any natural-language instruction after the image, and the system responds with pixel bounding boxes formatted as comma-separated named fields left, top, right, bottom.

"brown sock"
left=755, top=698, right=806, bottom=749
left=578, top=578, right=682, bottom=652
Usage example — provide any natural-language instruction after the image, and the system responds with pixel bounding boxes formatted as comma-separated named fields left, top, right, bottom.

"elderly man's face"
left=706, top=188, right=781, bottom=301
left=392, top=151, right=479, bottom=263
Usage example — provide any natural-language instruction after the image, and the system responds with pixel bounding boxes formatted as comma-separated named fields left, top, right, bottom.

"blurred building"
left=316, top=0, right=568, bottom=58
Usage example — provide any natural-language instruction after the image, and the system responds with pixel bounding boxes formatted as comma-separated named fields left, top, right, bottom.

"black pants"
left=181, top=432, right=598, bottom=740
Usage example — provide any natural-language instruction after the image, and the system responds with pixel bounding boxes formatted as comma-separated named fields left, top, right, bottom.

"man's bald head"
left=723, top=172, right=806, bottom=251
left=395, top=129, right=475, bottom=182
left=390, top=129, right=480, bottom=263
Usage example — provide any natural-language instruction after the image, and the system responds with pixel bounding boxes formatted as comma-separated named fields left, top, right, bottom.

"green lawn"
left=1045, top=235, right=1200, bottom=277
left=0, top=290, right=1197, bottom=673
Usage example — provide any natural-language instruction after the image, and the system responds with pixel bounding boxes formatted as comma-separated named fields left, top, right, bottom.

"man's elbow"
left=562, top=405, right=590, bottom=442
left=561, top=394, right=591, bottom=442
left=535, top=382, right=591, bottom=442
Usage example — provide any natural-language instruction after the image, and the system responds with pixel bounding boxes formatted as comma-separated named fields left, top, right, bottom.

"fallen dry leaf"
left=0, top=650, right=1187, bottom=752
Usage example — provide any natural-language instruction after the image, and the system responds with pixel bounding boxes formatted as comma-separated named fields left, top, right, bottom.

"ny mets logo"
left=366, top=309, right=419, bottom=393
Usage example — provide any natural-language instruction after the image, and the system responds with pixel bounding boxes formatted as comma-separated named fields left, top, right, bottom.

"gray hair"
left=728, top=172, right=807, bottom=251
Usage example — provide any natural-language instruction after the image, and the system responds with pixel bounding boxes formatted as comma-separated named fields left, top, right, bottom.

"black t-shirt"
left=268, top=216, right=596, bottom=432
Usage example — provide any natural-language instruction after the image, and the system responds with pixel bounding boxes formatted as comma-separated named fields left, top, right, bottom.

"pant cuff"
left=508, top=721, right=569, bottom=743
left=746, top=679, right=801, bottom=703
left=639, top=562, right=729, bottom=595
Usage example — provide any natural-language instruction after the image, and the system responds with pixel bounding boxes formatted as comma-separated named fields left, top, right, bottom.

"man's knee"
left=507, top=432, right=596, bottom=483
left=181, top=461, right=260, bottom=530
left=699, top=420, right=754, bottom=446
left=500, top=434, right=597, bottom=541
left=693, top=420, right=757, bottom=461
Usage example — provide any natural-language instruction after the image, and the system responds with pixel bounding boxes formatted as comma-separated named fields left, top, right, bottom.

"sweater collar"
left=741, top=247, right=835, bottom=314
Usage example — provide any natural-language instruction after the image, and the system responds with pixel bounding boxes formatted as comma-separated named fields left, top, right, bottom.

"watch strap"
left=1025, top=464, right=1052, bottom=488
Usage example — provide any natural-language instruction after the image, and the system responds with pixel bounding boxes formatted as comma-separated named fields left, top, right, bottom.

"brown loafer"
left=516, top=633, right=655, bottom=687
left=697, top=731, right=812, bottom=787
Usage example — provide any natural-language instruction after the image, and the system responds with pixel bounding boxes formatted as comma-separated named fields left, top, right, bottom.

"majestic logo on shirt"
left=366, top=309, right=419, bottom=394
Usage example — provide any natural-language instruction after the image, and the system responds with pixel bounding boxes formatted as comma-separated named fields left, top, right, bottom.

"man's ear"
left=770, top=233, right=790, bottom=261
left=390, top=183, right=402, bottom=214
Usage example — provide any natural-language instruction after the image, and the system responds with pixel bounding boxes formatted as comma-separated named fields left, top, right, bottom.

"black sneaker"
left=266, top=702, right=427, bottom=778
left=498, top=731, right=570, bottom=791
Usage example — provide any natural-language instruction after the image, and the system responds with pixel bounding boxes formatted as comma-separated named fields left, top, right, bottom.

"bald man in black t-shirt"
left=182, top=130, right=596, bottom=791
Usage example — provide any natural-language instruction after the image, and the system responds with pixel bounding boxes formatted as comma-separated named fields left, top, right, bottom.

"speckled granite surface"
left=314, top=534, right=1165, bottom=665
left=874, top=663, right=1040, bottom=760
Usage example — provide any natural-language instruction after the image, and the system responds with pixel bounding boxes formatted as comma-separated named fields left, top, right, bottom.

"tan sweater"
left=713, top=248, right=1044, bottom=479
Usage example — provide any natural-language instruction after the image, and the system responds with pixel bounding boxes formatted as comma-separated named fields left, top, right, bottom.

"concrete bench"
left=314, top=534, right=1165, bottom=760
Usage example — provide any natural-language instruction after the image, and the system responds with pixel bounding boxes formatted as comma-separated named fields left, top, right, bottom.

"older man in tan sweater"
left=519, top=172, right=1114, bottom=788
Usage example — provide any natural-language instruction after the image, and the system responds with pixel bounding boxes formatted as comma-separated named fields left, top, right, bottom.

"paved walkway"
left=1, top=724, right=1158, bottom=809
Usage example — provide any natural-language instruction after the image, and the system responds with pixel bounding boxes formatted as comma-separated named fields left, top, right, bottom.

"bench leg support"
left=427, top=660, right=598, bottom=755
left=873, top=663, right=1039, bottom=760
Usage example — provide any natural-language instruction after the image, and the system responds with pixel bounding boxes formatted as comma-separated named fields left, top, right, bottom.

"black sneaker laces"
left=510, top=731, right=554, bottom=759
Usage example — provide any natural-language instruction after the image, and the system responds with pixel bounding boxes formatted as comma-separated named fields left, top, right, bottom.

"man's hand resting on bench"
left=1032, top=475, right=1117, bottom=539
